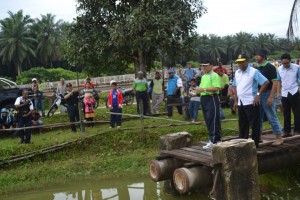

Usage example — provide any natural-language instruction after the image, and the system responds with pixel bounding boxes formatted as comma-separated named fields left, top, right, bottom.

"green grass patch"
left=0, top=102, right=286, bottom=195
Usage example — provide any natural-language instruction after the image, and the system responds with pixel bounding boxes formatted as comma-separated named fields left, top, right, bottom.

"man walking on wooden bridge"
left=277, top=53, right=300, bottom=136
left=255, top=49, right=283, bottom=145
left=233, top=53, right=269, bottom=148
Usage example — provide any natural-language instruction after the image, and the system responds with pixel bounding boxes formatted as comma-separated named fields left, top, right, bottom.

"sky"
left=0, top=0, right=297, bottom=38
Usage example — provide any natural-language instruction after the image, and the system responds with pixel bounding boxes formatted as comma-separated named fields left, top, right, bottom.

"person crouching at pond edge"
left=196, top=60, right=222, bottom=150
left=84, top=93, right=96, bottom=127
left=108, top=81, right=123, bottom=128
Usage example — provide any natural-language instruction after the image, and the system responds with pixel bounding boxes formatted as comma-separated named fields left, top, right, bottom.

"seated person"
left=28, top=109, right=43, bottom=126
left=0, top=108, right=13, bottom=129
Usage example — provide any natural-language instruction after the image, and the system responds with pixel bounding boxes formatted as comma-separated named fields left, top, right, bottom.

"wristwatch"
left=256, top=92, right=260, bottom=96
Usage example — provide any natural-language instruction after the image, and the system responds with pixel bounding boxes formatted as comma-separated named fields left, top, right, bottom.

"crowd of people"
left=1, top=50, right=299, bottom=149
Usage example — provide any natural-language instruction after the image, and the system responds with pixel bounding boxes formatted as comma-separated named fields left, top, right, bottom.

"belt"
left=202, top=94, right=217, bottom=97
left=68, top=104, right=78, bottom=106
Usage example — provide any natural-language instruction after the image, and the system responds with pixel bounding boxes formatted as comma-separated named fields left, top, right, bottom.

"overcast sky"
left=0, top=0, right=297, bottom=38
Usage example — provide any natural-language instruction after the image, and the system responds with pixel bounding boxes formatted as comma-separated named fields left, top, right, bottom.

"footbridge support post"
left=211, top=139, right=260, bottom=200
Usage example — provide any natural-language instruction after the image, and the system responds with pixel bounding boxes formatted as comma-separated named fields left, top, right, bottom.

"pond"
left=2, top=172, right=300, bottom=200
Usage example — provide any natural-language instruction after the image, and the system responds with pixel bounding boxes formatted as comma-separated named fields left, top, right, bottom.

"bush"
left=16, top=67, right=87, bottom=84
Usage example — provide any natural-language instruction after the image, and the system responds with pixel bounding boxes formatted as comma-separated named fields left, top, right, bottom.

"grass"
left=0, top=98, right=288, bottom=195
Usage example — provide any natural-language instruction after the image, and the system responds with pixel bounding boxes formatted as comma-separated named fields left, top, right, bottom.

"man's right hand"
left=233, top=101, right=238, bottom=112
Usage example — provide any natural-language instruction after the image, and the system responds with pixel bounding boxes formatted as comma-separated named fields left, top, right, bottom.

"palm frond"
left=287, top=0, right=300, bottom=41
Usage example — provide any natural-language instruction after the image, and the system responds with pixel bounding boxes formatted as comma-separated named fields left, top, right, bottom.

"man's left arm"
left=267, top=66, right=279, bottom=106
left=175, top=78, right=183, bottom=94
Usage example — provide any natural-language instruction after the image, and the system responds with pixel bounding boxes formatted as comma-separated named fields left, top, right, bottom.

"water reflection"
left=4, top=174, right=300, bottom=200
left=3, top=177, right=208, bottom=200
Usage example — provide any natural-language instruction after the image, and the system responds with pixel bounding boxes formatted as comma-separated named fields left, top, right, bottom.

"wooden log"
left=149, top=158, right=182, bottom=182
left=173, top=166, right=213, bottom=194
left=158, top=132, right=193, bottom=195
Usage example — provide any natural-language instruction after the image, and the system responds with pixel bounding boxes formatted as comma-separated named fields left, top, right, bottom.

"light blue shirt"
left=277, top=63, right=300, bottom=97
left=183, top=68, right=196, bottom=82
left=167, top=75, right=183, bottom=96
left=233, top=66, right=268, bottom=106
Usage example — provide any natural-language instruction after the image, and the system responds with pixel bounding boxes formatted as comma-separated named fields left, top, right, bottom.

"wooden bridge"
left=159, top=134, right=300, bottom=169
left=150, top=133, right=300, bottom=199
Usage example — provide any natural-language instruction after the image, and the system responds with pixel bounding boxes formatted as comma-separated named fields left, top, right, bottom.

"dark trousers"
left=18, top=117, right=31, bottom=143
left=67, top=104, right=80, bottom=132
left=201, top=94, right=221, bottom=143
left=167, top=95, right=183, bottom=117
left=136, top=91, right=148, bottom=115
left=238, top=102, right=260, bottom=148
left=281, top=92, right=300, bottom=133
left=86, top=118, right=94, bottom=127
left=110, top=105, right=122, bottom=127
left=221, top=85, right=229, bottom=97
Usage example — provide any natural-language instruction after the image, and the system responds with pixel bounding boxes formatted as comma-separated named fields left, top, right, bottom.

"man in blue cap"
left=167, top=68, right=183, bottom=117
left=255, top=49, right=283, bottom=145
left=133, top=71, right=149, bottom=115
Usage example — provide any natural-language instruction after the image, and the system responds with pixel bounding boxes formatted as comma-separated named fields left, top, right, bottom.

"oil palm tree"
left=32, top=14, right=64, bottom=67
left=205, top=34, right=226, bottom=64
left=287, top=0, right=300, bottom=41
left=231, top=32, right=255, bottom=58
left=223, top=35, right=234, bottom=63
left=0, top=10, right=36, bottom=76
left=255, top=33, right=274, bottom=53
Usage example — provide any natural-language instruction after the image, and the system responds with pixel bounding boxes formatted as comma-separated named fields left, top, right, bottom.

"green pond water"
left=2, top=173, right=300, bottom=200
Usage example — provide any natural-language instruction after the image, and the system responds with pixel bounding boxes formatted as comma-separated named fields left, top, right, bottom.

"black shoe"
left=25, top=142, right=33, bottom=144
left=283, top=133, right=292, bottom=138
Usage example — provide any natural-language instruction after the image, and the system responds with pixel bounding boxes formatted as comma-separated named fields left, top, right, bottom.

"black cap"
left=255, top=49, right=268, bottom=57
left=66, top=83, right=72, bottom=87
left=235, top=53, right=249, bottom=62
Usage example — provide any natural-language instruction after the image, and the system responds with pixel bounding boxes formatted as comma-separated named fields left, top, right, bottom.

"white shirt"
left=233, top=66, right=268, bottom=106
left=14, top=96, right=34, bottom=110
left=277, top=63, right=300, bottom=97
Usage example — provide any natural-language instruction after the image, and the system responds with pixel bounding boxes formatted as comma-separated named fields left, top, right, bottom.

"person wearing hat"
left=166, top=68, right=183, bottom=117
left=255, top=49, right=283, bottom=143
left=0, top=108, right=13, bottom=129
left=183, top=62, right=196, bottom=93
left=195, top=63, right=205, bottom=86
left=195, top=60, right=221, bottom=150
left=107, top=81, right=123, bottom=128
left=133, top=71, right=149, bottom=115
left=14, top=89, right=34, bottom=144
left=33, top=79, right=45, bottom=118
left=31, top=78, right=38, bottom=94
left=277, top=53, right=300, bottom=136
left=56, top=78, right=67, bottom=113
left=213, top=61, right=228, bottom=75
left=64, top=83, right=81, bottom=132
left=150, top=71, right=164, bottom=114
left=233, top=53, right=269, bottom=147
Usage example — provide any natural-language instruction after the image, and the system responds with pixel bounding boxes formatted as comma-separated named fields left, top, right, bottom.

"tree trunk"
left=16, top=62, right=22, bottom=76
left=137, top=48, right=146, bottom=73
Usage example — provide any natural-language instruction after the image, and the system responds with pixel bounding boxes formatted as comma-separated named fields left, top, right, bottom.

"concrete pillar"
left=211, top=139, right=260, bottom=200
left=159, top=132, right=193, bottom=195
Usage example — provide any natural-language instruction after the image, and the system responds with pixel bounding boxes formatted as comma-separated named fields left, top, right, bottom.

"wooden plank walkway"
left=160, top=134, right=300, bottom=167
